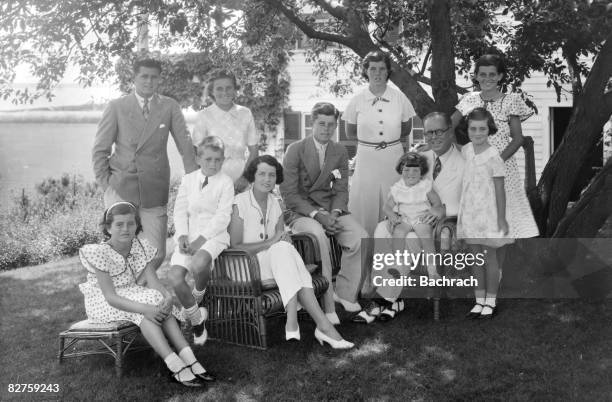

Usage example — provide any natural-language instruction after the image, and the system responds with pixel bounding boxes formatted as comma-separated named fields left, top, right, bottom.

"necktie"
left=318, top=145, right=325, bottom=170
left=142, top=98, right=150, bottom=120
left=433, top=157, right=442, bottom=181
left=201, top=176, right=208, bottom=189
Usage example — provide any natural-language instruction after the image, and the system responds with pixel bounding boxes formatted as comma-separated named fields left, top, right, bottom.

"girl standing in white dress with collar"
left=192, top=69, right=259, bottom=191
left=343, top=51, right=416, bottom=236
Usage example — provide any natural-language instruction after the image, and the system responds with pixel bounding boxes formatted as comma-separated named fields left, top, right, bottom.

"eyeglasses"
left=423, top=127, right=450, bottom=139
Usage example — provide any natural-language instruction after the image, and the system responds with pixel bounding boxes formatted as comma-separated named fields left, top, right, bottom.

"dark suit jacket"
left=280, top=136, right=349, bottom=223
left=92, top=93, right=197, bottom=208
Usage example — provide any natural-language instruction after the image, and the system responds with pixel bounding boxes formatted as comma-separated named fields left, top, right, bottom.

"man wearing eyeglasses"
left=369, top=111, right=465, bottom=318
left=419, top=111, right=465, bottom=217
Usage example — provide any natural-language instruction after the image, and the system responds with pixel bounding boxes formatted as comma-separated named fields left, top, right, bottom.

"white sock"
left=192, top=287, right=206, bottom=304
left=185, top=304, right=202, bottom=326
left=476, top=297, right=486, bottom=306
left=164, top=353, right=195, bottom=380
left=384, top=297, right=397, bottom=303
left=179, top=347, right=206, bottom=374
left=485, top=294, right=497, bottom=308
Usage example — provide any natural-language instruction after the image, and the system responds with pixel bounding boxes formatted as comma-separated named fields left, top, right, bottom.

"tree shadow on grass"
left=2, top=260, right=611, bottom=401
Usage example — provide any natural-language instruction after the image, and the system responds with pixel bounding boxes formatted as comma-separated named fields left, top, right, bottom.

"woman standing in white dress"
left=192, top=69, right=259, bottom=191
left=451, top=54, right=539, bottom=238
left=343, top=51, right=416, bottom=236
left=229, top=155, right=353, bottom=349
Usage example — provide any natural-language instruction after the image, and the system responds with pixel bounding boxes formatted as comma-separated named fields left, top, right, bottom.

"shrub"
left=0, top=174, right=183, bottom=271
left=0, top=175, right=103, bottom=270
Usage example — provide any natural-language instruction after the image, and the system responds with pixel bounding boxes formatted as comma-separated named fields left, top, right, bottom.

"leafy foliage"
left=0, top=0, right=294, bottom=134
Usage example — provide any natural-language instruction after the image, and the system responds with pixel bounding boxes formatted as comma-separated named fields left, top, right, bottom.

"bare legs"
left=469, top=244, right=503, bottom=317
left=169, top=250, right=213, bottom=309
left=285, top=288, right=343, bottom=341
left=392, top=222, right=439, bottom=279
left=139, top=316, right=189, bottom=359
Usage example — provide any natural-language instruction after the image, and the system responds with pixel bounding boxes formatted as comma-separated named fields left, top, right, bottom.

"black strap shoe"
left=189, top=363, right=216, bottom=382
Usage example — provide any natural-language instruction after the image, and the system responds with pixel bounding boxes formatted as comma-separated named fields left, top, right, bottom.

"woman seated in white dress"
left=228, top=155, right=354, bottom=349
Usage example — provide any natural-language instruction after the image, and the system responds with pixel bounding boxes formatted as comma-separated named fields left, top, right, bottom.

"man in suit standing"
left=369, top=111, right=465, bottom=317
left=92, top=58, right=198, bottom=270
left=280, top=102, right=368, bottom=324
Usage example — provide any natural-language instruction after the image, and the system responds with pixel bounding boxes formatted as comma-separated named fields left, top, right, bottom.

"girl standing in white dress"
left=452, top=53, right=538, bottom=239
left=457, top=108, right=513, bottom=320
left=79, top=202, right=214, bottom=387
left=229, top=155, right=353, bottom=349
left=192, top=69, right=259, bottom=191
left=343, top=50, right=416, bottom=236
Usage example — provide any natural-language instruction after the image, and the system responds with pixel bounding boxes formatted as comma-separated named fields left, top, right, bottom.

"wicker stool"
left=58, top=320, right=149, bottom=377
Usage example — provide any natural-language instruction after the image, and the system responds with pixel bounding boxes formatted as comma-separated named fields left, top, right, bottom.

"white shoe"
left=192, top=307, right=208, bottom=345
left=314, top=328, right=354, bottom=350
left=285, top=325, right=301, bottom=341
left=325, top=312, right=341, bottom=325
left=333, top=292, right=361, bottom=313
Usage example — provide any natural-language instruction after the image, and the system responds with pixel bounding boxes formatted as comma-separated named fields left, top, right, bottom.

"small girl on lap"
left=78, top=202, right=214, bottom=387
left=383, top=152, right=443, bottom=279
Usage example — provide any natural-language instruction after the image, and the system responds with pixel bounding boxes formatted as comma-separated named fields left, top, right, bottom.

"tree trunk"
left=562, top=45, right=584, bottom=108
left=553, top=158, right=612, bottom=237
left=534, top=32, right=612, bottom=236
left=427, top=0, right=458, bottom=114
left=340, top=5, right=438, bottom=118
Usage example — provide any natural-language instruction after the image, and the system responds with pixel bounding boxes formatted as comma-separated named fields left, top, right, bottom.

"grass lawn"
left=1, top=256, right=611, bottom=402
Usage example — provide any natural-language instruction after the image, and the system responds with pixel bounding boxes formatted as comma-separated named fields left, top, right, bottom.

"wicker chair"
left=205, top=233, right=328, bottom=349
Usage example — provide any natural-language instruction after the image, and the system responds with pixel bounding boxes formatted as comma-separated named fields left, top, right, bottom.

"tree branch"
left=267, top=0, right=353, bottom=47
left=419, top=45, right=431, bottom=75
left=311, top=0, right=347, bottom=21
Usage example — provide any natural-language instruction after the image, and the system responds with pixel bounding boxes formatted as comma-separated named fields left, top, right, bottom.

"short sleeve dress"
left=344, top=86, right=416, bottom=235
left=456, top=92, right=539, bottom=238
left=233, top=190, right=312, bottom=306
left=78, top=238, right=182, bottom=326
left=457, top=143, right=514, bottom=248
left=192, top=103, right=258, bottom=182
left=388, top=178, right=433, bottom=226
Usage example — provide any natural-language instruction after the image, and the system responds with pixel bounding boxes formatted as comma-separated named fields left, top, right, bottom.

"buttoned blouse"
left=233, top=189, right=283, bottom=242
left=173, top=169, right=234, bottom=242
left=342, top=86, right=415, bottom=142
left=192, top=103, right=258, bottom=159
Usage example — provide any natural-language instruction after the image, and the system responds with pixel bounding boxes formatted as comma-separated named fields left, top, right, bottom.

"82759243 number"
left=7, top=384, right=60, bottom=393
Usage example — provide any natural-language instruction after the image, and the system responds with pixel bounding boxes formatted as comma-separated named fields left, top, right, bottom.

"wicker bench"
left=58, top=320, right=150, bottom=377
left=205, top=233, right=328, bottom=349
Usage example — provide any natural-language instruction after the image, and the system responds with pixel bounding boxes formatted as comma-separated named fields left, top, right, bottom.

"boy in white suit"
left=168, top=136, right=234, bottom=345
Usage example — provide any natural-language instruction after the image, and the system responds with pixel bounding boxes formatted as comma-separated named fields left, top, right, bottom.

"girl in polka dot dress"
left=452, top=53, right=539, bottom=239
left=78, top=202, right=214, bottom=387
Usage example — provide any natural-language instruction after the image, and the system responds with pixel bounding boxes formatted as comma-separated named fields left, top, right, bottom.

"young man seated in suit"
left=280, top=102, right=368, bottom=324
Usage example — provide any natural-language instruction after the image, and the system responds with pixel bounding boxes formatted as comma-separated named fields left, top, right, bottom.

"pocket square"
left=159, top=124, right=166, bottom=128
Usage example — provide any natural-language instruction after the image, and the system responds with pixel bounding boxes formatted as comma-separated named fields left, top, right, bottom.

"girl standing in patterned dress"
left=457, top=109, right=513, bottom=319
left=79, top=202, right=214, bottom=387
left=451, top=54, right=539, bottom=239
